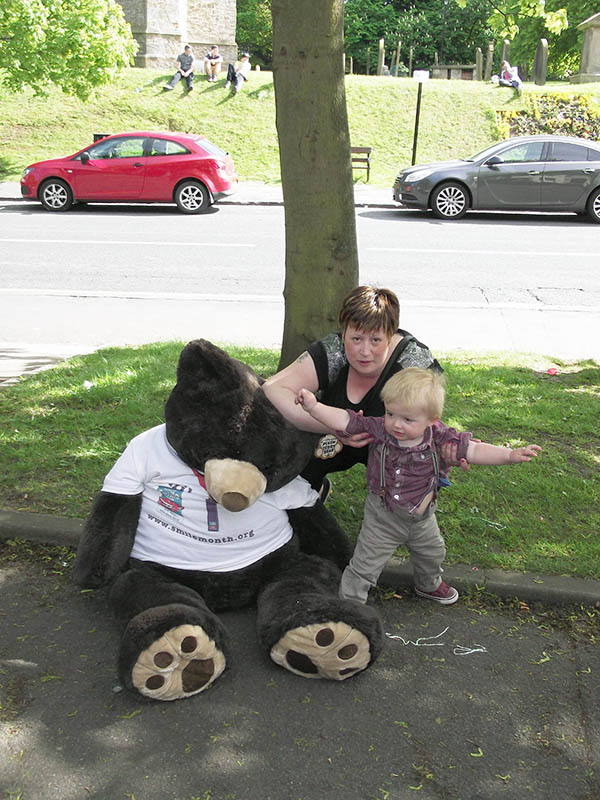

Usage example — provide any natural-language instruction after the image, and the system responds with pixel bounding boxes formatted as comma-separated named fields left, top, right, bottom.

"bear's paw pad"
left=270, top=621, right=370, bottom=681
left=131, top=624, right=226, bottom=701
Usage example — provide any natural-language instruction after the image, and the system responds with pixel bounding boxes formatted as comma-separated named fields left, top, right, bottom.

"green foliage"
left=454, top=0, right=565, bottom=41
left=344, top=0, right=494, bottom=73
left=237, top=0, right=273, bottom=68
left=497, top=92, right=600, bottom=139
left=236, top=0, right=591, bottom=79
left=0, top=0, right=137, bottom=100
left=506, top=0, right=598, bottom=80
left=344, top=0, right=400, bottom=71
left=454, top=0, right=596, bottom=78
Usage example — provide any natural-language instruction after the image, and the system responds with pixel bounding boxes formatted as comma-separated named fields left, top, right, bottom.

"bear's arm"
left=71, top=491, right=142, bottom=588
left=287, top=502, right=353, bottom=570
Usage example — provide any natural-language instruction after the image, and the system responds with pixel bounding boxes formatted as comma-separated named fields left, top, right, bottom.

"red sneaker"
left=415, top=581, right=459, bottom=605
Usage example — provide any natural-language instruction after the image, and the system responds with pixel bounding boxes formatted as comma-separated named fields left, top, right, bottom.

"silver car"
left=393, top=135, right=600, bottom=222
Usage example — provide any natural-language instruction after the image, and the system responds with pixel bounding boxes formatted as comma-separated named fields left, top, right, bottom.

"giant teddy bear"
left=73, top=339, right=384, bottom=701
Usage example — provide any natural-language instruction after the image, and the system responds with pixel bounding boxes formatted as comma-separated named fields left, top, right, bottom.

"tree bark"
left=271, top=0, right=359, bottom=369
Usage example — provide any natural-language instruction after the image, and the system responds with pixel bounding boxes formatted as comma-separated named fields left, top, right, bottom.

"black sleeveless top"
left=308, top=328, right=441, bottom=416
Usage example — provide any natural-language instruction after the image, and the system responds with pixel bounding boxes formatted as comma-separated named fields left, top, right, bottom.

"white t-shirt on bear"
left=102, top=424, right=318, bottom=572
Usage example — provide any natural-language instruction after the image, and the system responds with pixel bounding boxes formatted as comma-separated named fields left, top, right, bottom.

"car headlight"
left=405, top=168, right=433, bottom=183
left=22, top=167, right=34, bottom=177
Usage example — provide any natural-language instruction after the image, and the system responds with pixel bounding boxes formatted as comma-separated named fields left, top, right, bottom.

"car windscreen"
left=465, top=143, right=510, bottom=162
left=194, top=138, right=227, bottom=157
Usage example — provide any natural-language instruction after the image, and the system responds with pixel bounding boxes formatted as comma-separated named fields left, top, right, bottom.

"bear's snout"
left=204, top=458, right=267, bottom=511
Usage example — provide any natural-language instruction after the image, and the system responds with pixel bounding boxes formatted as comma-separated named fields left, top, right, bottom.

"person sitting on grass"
left=225, top=52, right=251, bottom=94
left=295, top=367, right=541, bottom=607
left=492, top=60, right=523, bottom=96
left=164, top=45, right=195, bottom=92
left=204, top=45, right=223, bottom=82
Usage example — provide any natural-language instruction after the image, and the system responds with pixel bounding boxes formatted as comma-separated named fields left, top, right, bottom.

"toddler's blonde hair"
left=380, top=367, right=446, bottom=420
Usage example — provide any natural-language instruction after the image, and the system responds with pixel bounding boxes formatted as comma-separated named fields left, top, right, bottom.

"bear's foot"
left=131, top=624, right=226, bottom=701
left=270, top=621, right=371, bottom=680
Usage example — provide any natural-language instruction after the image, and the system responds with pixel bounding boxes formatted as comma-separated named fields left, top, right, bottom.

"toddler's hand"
left=295, top=388, right=317, bottom=412
left=509, top=444, right=542, bottom=463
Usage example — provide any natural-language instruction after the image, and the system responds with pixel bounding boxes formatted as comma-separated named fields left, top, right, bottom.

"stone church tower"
left=119, top=0, right=237, bottom=69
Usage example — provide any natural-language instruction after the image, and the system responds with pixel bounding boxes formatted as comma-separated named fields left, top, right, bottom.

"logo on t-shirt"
left=157, top=485, right=185, bottom=515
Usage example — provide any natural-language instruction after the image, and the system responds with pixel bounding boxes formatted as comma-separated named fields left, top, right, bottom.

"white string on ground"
left=385, top=626, right=449, bottom=647
left=385, top=627, right=487, bottom=656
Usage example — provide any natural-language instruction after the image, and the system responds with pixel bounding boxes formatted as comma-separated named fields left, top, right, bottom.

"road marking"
left=1, top=288, right=598, bottom=312
left=0, top=288, right=281, bottom=302
left=368, top=247, right=600, bottom=257
left=0, top=238, right=254, bottom=247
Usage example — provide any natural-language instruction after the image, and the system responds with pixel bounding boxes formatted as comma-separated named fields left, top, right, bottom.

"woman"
left=263, top=285, right=442, bottom=493
left=495, top=61, right=523, bottom=95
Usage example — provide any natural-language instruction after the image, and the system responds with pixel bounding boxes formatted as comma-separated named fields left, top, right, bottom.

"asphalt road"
left=1, top=199, right=599, bottom=360
left=1, top=556, right=599, bottom=800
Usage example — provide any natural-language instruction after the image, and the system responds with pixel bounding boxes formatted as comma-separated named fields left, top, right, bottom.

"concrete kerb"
left=2, top=508, right=599, bottom=606
left=0, top=180, right=397, bottom=208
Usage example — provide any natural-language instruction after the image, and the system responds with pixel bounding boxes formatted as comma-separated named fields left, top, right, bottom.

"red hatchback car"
left=20, top=131, right=238, bottom=214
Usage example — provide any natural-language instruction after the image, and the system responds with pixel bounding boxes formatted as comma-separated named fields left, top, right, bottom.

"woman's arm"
left=466, top=440, right=541, bottom=465
left=262, top=352, right=330, bottom=433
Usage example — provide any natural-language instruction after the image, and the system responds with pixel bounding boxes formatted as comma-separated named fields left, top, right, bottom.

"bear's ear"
left=174, top=340, right=260, bottom=404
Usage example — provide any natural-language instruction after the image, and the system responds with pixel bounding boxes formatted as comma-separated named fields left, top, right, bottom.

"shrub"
left=497, top=93, right=600, bottom=140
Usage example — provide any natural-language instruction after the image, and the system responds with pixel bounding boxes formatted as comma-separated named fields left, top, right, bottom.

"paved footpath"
left=2, top=179, right=600, bottom=377
left=1, top=180, right=599, bottom=800
left=1, top=554, right=599, bottom=800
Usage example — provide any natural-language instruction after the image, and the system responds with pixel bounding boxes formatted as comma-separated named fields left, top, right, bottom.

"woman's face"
left=343, top=325, right=392, bottom=378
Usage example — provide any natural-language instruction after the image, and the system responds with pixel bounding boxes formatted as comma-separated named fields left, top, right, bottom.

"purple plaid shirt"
left=345, top=411, right=472, bottom=514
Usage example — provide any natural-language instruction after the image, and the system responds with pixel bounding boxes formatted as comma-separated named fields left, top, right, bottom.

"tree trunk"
left=271, top=0, right=359, bottom=369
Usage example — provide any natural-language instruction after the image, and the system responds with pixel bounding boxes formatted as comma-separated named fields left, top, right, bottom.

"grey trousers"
left=339, top=492, right=446, bottom=603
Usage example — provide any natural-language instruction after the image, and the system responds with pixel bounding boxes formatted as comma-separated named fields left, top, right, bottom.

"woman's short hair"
left=380, top=367, right=446, bottom=420
left=338, top=285, right=399, bottom=339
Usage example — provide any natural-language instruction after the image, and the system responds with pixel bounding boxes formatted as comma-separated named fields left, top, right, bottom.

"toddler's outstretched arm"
left=466, top=441, right=541, bottom=465
left=295, top=389, right=351, bottom=433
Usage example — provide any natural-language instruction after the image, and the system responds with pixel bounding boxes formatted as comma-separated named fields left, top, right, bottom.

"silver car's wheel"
left=39, top=179, right=73, bottom=212
left=174, top=180, right=210, bottom=214
left=587, top=188, right=600, bottom=224
left=431, top=181, right=469, bottom=220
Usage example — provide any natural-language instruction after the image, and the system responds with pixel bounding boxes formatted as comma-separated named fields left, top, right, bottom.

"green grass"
left=1, top=67, right=600, bottom=186
left=1, top=344, right=598, bottom=579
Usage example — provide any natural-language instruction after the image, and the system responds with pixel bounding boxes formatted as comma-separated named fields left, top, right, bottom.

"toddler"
left=296, top=367, right=540, bottom=605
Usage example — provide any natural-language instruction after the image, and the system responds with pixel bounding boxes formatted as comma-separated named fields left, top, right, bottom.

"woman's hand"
left=337, top=430, right=374, bottom=449
left=440, top=440, right=481, bottom=472
left=336, top=411, right=372, bottom=448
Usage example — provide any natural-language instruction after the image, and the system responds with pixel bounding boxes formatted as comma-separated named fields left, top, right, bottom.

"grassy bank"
left=2, top=68, right=600, bottom=186
left=1, top=343, right=598, bottom=579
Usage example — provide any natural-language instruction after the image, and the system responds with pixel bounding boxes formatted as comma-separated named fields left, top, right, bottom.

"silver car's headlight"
left=406, top=168, right=433, bottom=183
left=22, top=167, right=34, bottom=177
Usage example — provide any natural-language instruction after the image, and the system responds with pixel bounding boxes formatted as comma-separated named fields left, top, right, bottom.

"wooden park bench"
left=351, top=146, right=372, bottom=181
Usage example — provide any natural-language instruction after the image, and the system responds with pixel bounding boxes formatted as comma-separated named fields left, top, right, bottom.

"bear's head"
left=164, top=340, right=316, bottom=512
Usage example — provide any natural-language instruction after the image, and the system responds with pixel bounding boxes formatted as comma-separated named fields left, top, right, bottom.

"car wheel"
left=431, top=182, right=469, bottom=220
left=174, top=180, right=210, bottom=214
left=586, top=187, right=600, bottom=224
left=39, top=179, right=73, bottom=212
